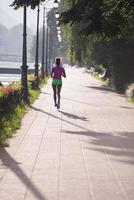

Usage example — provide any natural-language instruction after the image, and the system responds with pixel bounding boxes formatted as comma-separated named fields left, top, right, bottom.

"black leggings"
left=52, top=84, right=62, bottom=104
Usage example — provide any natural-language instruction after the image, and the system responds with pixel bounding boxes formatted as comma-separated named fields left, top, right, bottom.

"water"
left=0, top=61, right=35, bottom=85
left=0, top=61, right=35, bottom=69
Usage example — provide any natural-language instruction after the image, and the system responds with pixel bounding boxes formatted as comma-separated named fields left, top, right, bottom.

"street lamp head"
left=54, top=0, right=58, bottom=8
left=58, top=30, right=61, bottom=34
left=54, top=0, right=58, bottom=3
left=56, top=20, right=60, bottom=26
left=58, top=35, right=61, bottom=42
left=18, top=0, right=29, bottom=6
left=55, top=11, right=60, bottom=19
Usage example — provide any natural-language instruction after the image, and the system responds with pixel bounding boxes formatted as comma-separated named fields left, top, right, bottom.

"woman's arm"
left=51, top=68, right=54, bottom=78
left=62, top=68, right=66, bottom=78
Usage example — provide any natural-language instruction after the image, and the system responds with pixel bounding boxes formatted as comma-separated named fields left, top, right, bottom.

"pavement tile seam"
left=23, top=101, right=54, bottom=200
left=0, top=105, right=41, bottom=188
left=67, top=107, right=95, bottom=200
left=0, top=85, right=52, bottom=199
left=72, top=95, right=128, bottom=200
left=55, top=108, right=63, bottom=200
left=1, top=68, right=134, bottom=200
left=78, top=130, right=96, bottom=199
left=93, top=109, right=130, bottom=200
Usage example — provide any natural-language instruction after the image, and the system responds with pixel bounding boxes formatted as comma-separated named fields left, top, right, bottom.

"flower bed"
left=0, top=75, right=47, bottom=146
left=0, top=83, right=21, bottom=116
left=0, top=83, right=22, bottom=145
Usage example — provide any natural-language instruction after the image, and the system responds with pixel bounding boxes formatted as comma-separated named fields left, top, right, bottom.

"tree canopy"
left=58, top=0, right=134, bottom=92
left=11, top=0, right=45, bottom=9
left=60, top=0, right=134, bottom=38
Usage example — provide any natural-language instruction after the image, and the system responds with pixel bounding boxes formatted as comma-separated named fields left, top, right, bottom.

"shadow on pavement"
left=120, top=106, right=134, bottom=110
left=30, top=106, right=134, bottom=166
left=0, top=148, right=47, bottom=200
left=58, top=110, right=88, bottom=121
left=30, top=106, right=90, bottom=132
left=86, top=85, right=115, bottom=93
left=41, top=91, right=97, bottom=107
left=41, top=91, right=134, bottom=109
left=63, top=129, right=134, bottom=165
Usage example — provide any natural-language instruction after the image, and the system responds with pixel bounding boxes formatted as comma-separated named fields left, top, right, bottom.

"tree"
left=47, top=8, right=60, bottom=63
left=11, top=0, right=45, bottom=9
left=60, top=0, right=134, bottom=39
left=59, top=0, right=134, bottom=92
left=11, top=0, right=46, bottom=101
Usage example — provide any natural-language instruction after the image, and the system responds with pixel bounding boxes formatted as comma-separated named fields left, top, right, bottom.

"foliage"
left=0, top=83, right=21, bottom=115
left=30, top=8, right=60, bottom=64
left=0, top=77, right=47, bottom=146
left=92, top=38, right=134, bottom=92
left=58, top=0, right=134, bottom=93
left=0, top=83, right=22, bottom=146
left=60, top=0, right=134, bottom=39
left=47, top=8, right=60, bottom=62
left=10, top=0, right=45, bottom=9
left=126, top=83, right=134, bottom=101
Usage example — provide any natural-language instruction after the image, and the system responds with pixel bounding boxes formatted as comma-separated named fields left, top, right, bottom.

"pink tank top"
left=51, top=65, right=65, bottom=80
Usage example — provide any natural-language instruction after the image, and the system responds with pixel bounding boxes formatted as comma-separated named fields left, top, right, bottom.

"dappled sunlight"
left=63, top=128, right=134, bottom=166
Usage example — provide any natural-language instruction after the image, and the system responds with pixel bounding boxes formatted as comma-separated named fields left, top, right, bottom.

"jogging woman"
left=51, top=57, right=66, bottom=109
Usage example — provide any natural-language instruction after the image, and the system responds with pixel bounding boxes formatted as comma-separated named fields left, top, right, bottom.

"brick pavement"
left=0, top=67, right=134, bottom=200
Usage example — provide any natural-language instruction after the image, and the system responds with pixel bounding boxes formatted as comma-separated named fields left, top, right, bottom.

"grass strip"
left=0, top=78, right=48, bottom=146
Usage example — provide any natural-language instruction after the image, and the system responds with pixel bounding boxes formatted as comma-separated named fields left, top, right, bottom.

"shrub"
left=126, top=83, right=134, bottom=101
left=91, top=38, right=134, bottom=93
left=0, top=77, right=47, bottom=146
left=0, top=83, right=21, bottom=116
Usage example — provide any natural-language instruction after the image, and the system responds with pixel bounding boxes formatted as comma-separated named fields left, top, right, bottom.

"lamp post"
left=34, top=4, right=40, bottom=87
left=21, top=3, right=28, bottom=102
left=47, top=28, right=51, bottom=73
left=45, top=26, right=49, bottom=76
left=41, top=0, right=59, bottom=77
left=41, top=0, right=58, bottom=79
left=41, top=6, right=45, bottom=79
left=41, top=0, right=50, bottom=79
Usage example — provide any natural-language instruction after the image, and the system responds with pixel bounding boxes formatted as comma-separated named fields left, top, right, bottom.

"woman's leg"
left=52, top=85, right=57, bottom=105
left=57, top=84, right=62, bottom=108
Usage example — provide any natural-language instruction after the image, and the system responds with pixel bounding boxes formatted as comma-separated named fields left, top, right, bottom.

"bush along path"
left=0, top=76, right=48, bottom=146
left=87, top=67, right=134, bottom=103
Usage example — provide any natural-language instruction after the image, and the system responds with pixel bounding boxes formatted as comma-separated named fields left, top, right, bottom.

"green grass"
left=0, top=78, right=48, bottom=146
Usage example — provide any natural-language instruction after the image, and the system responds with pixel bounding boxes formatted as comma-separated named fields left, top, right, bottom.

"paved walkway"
left=0, top=67, right=134, bottom=200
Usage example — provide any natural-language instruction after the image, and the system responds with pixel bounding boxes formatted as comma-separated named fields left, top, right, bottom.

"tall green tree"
left=30, top=8, right=60, bottom=63
left=59, top=0, right=134, bottom=92
left=47, top=8, right=60, bottom=63
left=11, top=0, right=45, bottom=9
left=60, top=0, right=134, bottom=38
